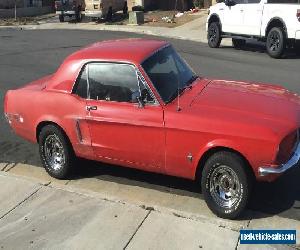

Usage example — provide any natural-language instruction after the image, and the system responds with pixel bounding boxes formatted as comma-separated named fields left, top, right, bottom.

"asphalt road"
left=0, top=29, right=300, bottom=220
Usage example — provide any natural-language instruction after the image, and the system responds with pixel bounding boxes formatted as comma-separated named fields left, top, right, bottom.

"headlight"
left=276, top=130, right=299, bottom=164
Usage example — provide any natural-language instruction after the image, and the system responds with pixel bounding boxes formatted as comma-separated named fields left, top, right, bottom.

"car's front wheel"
left=201, top=151, right=251, bottom=219
left=39, top=125, right=75, bottom=179
left=207, top=22, right=222, bottom=48
left=266, top=27, right=286, bottom=59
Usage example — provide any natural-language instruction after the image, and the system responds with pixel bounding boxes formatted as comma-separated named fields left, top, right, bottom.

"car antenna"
left=176, top=76, right=181, bottom=112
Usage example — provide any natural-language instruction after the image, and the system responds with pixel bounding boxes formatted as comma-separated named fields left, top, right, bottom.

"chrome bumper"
left=56, top=11, right=76, bottom=15
left=259, top=142, right=300, bottom=176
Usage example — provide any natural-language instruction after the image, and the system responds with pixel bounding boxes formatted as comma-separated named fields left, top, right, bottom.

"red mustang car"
left=4, top=39, right=300, bottom=219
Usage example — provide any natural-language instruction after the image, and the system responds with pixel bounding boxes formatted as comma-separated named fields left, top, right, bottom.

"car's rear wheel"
left=266, top=27, right=286, bottom=59
left=208, top=22, right=222, bottom=48
left=232, top=38, right=246, bottom=49
left=59, top=14, right=64, bottom=22
left=201, top=151, right=251, bottom=219
left=39, top=125, right=75, bottom=179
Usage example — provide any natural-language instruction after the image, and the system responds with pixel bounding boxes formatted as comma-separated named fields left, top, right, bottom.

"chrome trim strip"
left=75, top=120, right=83, bottom=143
left=258, top=141, right=300, bottom=176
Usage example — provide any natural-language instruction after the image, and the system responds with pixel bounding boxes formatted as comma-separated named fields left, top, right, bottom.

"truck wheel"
left=39, top=125, right=75, bottom=179
left=75, top=7, right=82, bottom=22
left=201, top=151, right=251, bottom=219
left=59, top=15, right=64, bottom=22
left=123, top=1, right=128, bottom=15
left=208, top=22, right=222, bottom=48
left=232, top=38, right=246, bottom=49
left=106, top=6, right=113, bottom=22
left=266, top=27, right=286, bottom=59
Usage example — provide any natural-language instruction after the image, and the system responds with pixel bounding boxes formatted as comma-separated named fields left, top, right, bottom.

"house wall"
left=127, top=0, right=193, bottom=11
left=0, top=6, right=52, bottom=17
left=0, top=0, right=25, bottom=9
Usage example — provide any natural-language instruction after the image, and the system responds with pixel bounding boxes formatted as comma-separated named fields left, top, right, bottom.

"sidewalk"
left=0, top=164, right=299, bottom=249
left=0, top=11, right=232, bottom=45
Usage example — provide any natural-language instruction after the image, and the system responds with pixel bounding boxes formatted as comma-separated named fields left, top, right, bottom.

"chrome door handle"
left=240, top=9, right=244, bottom=12
left=86, top=106, right=97, bottom=111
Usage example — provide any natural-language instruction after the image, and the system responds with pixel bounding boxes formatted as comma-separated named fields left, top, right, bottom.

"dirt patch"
left=103, top=9, right=204, bottom=28
left=143, top=10, right=202, bottom=28
left=0, top=13, right=56, bottom=26
left=0, top=17, right=39, bottom=26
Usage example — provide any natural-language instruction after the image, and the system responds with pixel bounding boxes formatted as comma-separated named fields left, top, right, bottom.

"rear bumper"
left=84, top=10, right=103, bottom=18
left=258, top=142, right=300, bottom=176
left=56, top=10, right=76, bottom=15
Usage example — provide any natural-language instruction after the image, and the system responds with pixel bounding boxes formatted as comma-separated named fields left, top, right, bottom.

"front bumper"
left=258, top=142, right=300, bottom=176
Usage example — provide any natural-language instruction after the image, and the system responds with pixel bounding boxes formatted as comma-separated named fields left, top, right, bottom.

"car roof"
left=48, top=39, right=170, bottom=92
left=66, top=38, right=170, bottom=64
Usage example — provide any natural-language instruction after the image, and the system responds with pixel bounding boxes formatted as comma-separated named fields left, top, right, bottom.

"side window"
left=234, top=0, right=246, bottom=3
left=88, top=63, right=139, bottom=103
left=268, top=0, right=298, bottom=3
left=246, top=0, right=260, bottom=3
left=73, top=66, right=88, bottom=99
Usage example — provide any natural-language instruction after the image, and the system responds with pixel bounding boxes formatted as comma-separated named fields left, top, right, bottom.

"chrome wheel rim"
left=268, top=31, right=281, bottom=52
left=209, top=165, right=242, bottom=209
left=44, top=134, right=65, bottom=171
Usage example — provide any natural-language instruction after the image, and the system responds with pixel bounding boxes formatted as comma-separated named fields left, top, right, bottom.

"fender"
left=193, top=139, right=252, bottom=178
left=208, top=13, right=222, bottom=31
left=264, top=17, right=287, bottom=37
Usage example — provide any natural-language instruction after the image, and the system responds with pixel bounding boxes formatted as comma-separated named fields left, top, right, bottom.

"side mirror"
left=225, top=0, right=236, bottom=6
left=137, top=96, right=145, bottom=108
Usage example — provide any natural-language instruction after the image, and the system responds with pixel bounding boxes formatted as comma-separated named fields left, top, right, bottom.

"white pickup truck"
left=207, top=0, right=300, bottom=58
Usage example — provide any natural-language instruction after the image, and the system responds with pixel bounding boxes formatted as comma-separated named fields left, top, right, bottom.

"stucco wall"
left=0, top=6, right=53, bottom=18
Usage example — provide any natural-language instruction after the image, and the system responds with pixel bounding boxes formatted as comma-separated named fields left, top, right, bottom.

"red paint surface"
left=4, top=39, right=300, bottom=182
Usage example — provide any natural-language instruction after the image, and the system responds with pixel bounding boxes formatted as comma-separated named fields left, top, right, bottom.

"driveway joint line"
left=0, top=186, right=42, bottom=220
left=4, top=163, right=18, bottom=172
left=123, top=210, right=152, bottom=249
left=0, top=163, right=9, bottom=171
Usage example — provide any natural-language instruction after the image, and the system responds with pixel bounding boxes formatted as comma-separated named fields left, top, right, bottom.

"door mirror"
left=136, top=96, right=145, bottom=108
left=225, top=0, right=236, bottom=6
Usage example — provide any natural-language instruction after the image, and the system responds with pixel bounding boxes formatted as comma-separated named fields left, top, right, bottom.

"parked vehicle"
left=4, top=39, right=300, bottom=219
left=207, top=0, right=300, bottom=58
left=85, top=0, right=128, bottom=21
left=55, top=0, right=85, bottom=22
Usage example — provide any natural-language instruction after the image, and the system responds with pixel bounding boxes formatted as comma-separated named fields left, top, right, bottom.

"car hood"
left=188, top=79, right=300, bottom=134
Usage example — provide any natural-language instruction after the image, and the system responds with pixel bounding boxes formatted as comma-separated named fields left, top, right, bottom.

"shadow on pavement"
left=222, top=41, right=300, bottom=59
left=70, top=158, right=300, bottom=220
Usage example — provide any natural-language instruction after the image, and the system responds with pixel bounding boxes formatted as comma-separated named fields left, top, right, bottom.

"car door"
left=242, top=0, right=264, bottom=36
left=222, top=0, right=246, bottom=34
left=84, top=62, right=165, bottom=173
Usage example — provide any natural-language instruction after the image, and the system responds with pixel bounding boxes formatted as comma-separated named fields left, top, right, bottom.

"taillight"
left=297, top=9, right=300, bottom=22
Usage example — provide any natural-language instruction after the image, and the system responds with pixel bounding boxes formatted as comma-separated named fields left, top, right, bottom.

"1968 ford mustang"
left=4, top=39, right=300, bottom=219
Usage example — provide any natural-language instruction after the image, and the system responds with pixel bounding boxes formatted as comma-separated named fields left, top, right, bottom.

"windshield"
left=142, top=46, right=197, bottom=104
